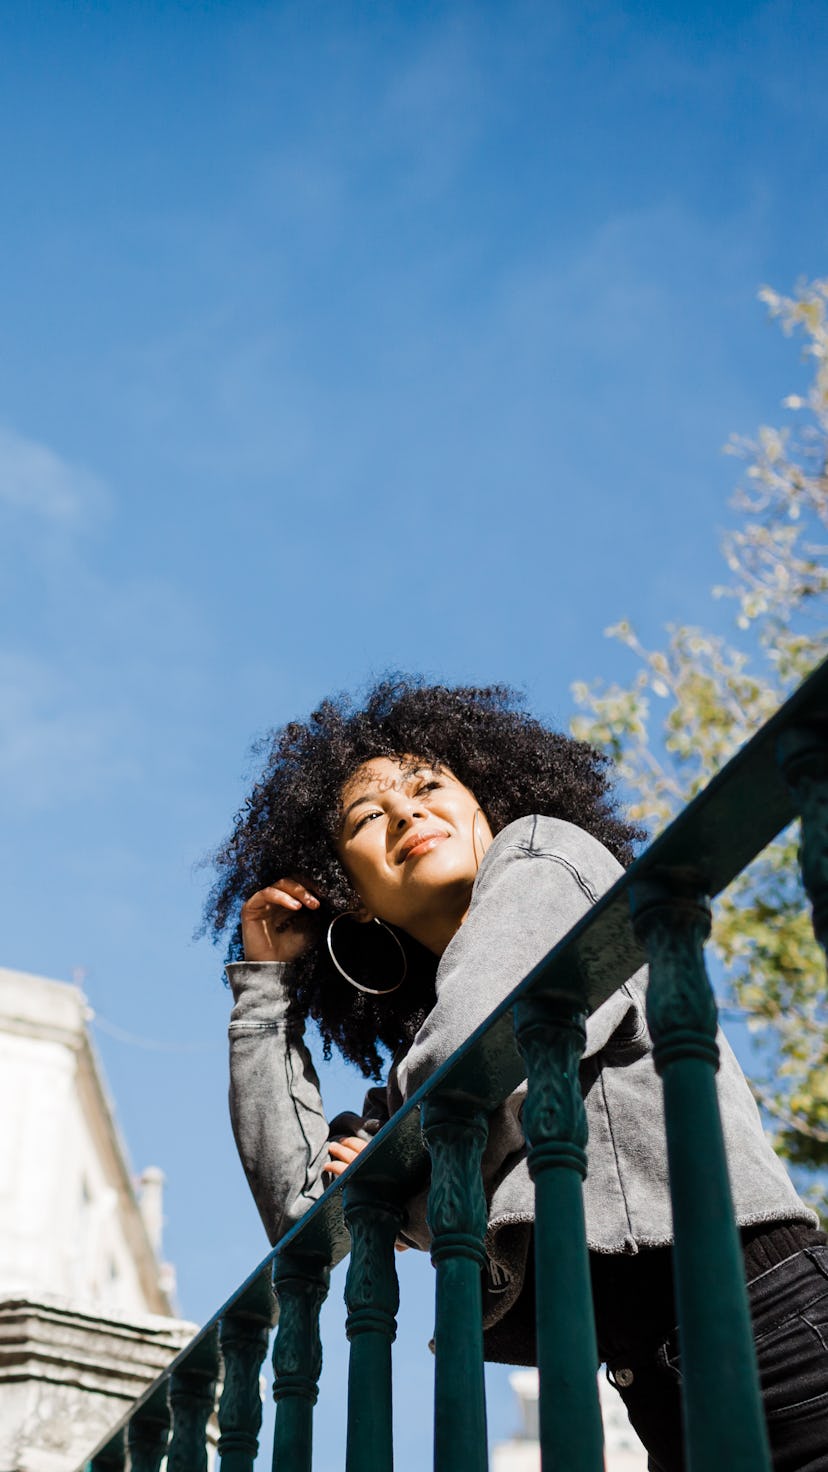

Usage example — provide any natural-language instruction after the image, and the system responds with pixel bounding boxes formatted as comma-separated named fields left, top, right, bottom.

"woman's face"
left=336, top=756, right=493, bottom=954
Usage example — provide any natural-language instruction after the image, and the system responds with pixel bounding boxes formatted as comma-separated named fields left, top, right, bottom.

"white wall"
left=0, top=966, right=168, bottom=1317
left=0, top=967, right=196, bottom=1472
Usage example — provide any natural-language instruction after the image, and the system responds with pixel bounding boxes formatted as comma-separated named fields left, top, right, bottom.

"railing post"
left=127, top=1385, right=170, bottom=1472
left=778, top=724, right=828, bottom=958
left=271, top=1251, right=330, bottom=1472
left=89, top=1430, right=125, bottom=1472
left=630, top=878, right=772, bottom=1472
left=343, top=1185, right=402, bottom=1472
left=514, top=993, right=604, bottom=1472
left=218, top=1275, right=273, bottom=1472
left=422, top=1097, right=488, bottom=1472
left=168, top=1329, right=219, bottom=1472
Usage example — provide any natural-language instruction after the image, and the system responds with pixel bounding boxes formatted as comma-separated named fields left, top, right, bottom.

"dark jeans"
left=608, top=1245, right=828, bottom=1472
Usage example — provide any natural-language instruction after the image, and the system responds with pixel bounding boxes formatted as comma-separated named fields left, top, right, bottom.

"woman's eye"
left=353, top=810, right=382, bottom=833
left=416, top=780, right=441, bottom=796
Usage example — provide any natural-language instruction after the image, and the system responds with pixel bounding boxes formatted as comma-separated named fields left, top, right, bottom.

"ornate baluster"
left=218, top=1275, right=273, bottom=1472
left=422, top=1098, right=488, bottom=1472
left=630, top=878, right=772, bottom=1472
left=271, top=1251, right=330, bottom=1472
left=778, top=725, right=828, bottom=957
left=127, top=1385, right=170, bottom=1472
left=343, top=1185, right=402, bottom=1472
left=89, top=1429, right=125, bottom=1472
left=168, top=1330, right=219, bottom=1472
left=514, top=993, right=604, bottom=1472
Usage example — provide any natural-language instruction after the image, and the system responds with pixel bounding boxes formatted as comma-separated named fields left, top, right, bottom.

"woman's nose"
left=390, top=797, right=425, bottom=828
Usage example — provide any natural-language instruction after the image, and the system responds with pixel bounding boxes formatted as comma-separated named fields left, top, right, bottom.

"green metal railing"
left=80, top=657, right=828, bottom=1472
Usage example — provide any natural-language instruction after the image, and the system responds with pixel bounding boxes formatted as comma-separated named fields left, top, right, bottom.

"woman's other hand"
left=323, top=1136, right=368, bottom=1178
left=241, top=878, right=321, bottom=962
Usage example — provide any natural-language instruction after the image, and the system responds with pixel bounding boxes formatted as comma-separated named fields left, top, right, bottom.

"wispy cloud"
left=0, top=424, right=109, bottom=525
left=0, top=650, right=136, bottom=809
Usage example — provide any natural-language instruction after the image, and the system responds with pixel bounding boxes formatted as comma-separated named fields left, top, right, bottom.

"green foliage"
left=572, top=280, right=828, bottom=1215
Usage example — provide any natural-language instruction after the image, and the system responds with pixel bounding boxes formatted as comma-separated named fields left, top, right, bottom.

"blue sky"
left=2, top=1, right=827, bottom=1464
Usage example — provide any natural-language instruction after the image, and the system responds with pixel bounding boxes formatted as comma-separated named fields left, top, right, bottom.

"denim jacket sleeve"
left=393, top=813, right=813, bottom=1258
left=226, top=961, right=388, bottom=1244
left=393, top=814, right=643, bottom=1106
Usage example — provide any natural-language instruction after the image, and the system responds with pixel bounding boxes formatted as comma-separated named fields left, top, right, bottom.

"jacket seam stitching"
left=285, top=1046, right=321, bottom=1211
left=229, top=1020, right=290, bottom=1034
left=598, top=1066, right=635, bottom=1240
left=511, top=842, right=601, bottom=906
left=603, top=984, right=649, bottom=1050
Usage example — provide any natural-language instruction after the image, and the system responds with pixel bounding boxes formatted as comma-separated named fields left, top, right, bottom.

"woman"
left=207, top=677, right=827, bottom=1470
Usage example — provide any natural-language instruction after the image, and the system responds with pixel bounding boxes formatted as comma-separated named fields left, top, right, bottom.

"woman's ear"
left=354, top=903, right=375, bottom=924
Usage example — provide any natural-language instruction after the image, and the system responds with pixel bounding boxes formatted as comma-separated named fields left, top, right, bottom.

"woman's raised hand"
left=241, top=878, right=321, bottom=963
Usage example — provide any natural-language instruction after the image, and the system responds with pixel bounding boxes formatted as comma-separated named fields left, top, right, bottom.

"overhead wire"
left=90, top=1012, right=221, bottom=1053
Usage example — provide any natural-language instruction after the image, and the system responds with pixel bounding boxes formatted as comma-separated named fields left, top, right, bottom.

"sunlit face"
left=336, top=756, right=493, bottom=952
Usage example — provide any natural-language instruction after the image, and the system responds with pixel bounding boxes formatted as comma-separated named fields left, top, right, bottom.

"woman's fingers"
left=323, top=1136, right=368, bottom=1178
left=270, top=878, right=320, bottom=908
left=241, top=877, right=322, bottom=961
left=257, top=887, right=301, bottom=911
left=328, top=1136, right=368, bottom=1164
left=245, top=879, right=320, bottom=914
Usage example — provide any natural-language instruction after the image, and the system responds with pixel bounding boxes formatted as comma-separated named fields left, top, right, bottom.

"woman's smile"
left=396, top=829, right=449, bottom=863
left=336, top=755, right=493, bottom=954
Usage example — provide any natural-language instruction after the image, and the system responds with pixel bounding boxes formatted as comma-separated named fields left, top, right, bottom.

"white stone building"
left=492, top=1368, right=648, bottom=1472
left=0, top=967, right=195, bottom=1472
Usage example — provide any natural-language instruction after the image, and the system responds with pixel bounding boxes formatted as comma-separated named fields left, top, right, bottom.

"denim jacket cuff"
left=226, top=960, right=294, bottom=1023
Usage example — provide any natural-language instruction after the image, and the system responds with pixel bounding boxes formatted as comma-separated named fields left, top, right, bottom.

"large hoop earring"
left=326, top=913, right=407, bottom=996
left=473, top=808, right=489, bottom=871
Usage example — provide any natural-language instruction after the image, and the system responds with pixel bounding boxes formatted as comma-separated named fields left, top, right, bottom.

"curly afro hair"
left=204, top=676, right=643, bottom=1079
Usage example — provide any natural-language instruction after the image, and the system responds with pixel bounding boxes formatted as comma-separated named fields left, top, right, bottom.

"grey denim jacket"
left=227, top=816, right=813, bottom=1325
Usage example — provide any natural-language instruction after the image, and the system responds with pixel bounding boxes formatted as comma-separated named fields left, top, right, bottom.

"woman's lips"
left=398, top=831, right=449, bottom=863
